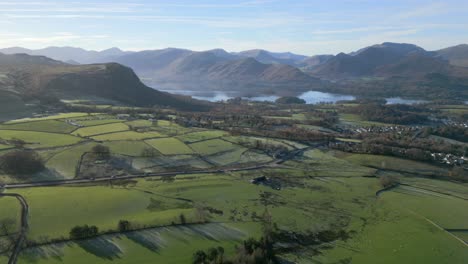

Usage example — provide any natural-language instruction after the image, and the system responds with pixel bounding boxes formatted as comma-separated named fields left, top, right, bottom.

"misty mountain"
left=116, top=50, right=322, bottom=93
left=309, top=42, right=429, bottom=79
left=298, top=55, right=334, bottom=71
left=236, top=49, right=308, bottom=66
left=0, top=46, right=133, bottom=64
left=0, top=53, right=209, bottom=111
left=435, top=44, right=468, bottom=67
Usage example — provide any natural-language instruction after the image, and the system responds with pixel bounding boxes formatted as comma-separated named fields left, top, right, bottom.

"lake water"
left=385, top=97, right=428, bottom=105
left=163, top=90, right=429, bottom=105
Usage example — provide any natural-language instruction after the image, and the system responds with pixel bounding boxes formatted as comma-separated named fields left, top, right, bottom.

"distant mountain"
left=375, top=53, right=457, bottom=77
left=236, top=49, right=307, bottom=66
left=112, top=48, right=193, bottom=73
left=310, top=42, right=428, bottom=79
left=0, top=46, right=133, bottom=64
left=298, top=55, right=334, bottom=71
left=116, top=49, right=322, bottom=93
left=435, top=44, right=468, bottom=67
left=0, top=53, right=209, bottom=111
left=3, top=43, right=468, bottom=100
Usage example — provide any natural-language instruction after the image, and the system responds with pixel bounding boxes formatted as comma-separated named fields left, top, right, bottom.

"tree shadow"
left=124, top=229, right=166, bottom=252
left=76, top=237, right=122, bottom=260
left=20, top=242, right=70, bottom=263
left=177, top=223, right=246, bottom=242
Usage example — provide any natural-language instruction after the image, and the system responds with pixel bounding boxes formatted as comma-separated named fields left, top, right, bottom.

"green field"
left=339, top=113, right=392, bottom=127
left=176, top=130, right=228, bottom=143
left=92, top=131, right=163, bottom=141
left=145, top=138, right=194, bottom=155
left=1, top=110, right=467, bottom=263
left=0, top=120, right=76, bottom=133
left=0, top=130, right=82, bottom=148
left=72, top=123, right=129, bottom=137
left=74, top=119, right=123, bottom=127
left=342, top=153, right=448, bottom=176
left=18, top=223, right=254, bottom=264
left=5, top=113, right=92, bottom=124
left=46, top=142, right=98, bottom=178
left=190, top=139, right=239, bottom=155
left=102, top=141, right=155, bottom=157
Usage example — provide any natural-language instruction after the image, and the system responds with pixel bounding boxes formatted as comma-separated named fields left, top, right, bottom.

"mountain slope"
left=435, top=44, right=468, bottom=67
left=0, top=53, right=209, bottom=111
left=298, top=55, right=334, bottom=70
left=237, top=49, right=307, bottom=66
left=310, top=42, right=427, bottom=78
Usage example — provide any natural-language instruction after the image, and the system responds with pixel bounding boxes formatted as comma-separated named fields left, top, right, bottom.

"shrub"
left=69, top=225, right=99, bottom=240
left=0, top=150, right=44, bottom=175
left=92, top=144, right=110, bottom=159
left=118, top=220, right=131, bottom=232
left=275, top=96, right=306, bottom=104
left=379, top=175, right=400, bottom=188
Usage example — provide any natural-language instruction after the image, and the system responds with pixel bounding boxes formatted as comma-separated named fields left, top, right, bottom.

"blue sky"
left=0, top=0, right=467, bottom=55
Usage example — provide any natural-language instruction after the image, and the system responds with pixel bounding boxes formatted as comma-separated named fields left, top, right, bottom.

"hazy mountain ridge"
left=0, top=46, right=133, bottom=64
left=2, top=42, right=468, bottom=100
left=435, top=44, right=468, bottom=67
left=0, top=53, right=209, bottom=111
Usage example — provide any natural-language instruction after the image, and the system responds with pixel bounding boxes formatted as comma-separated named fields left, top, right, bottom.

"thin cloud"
left=395, top=2, right=448, bottom=20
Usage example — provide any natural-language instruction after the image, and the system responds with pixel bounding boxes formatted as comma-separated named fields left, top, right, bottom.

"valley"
left=0, top=97, right=467, bottom=263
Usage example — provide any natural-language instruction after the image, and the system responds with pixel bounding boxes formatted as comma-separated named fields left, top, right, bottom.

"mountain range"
left=1, top=42, right=468, bottom=101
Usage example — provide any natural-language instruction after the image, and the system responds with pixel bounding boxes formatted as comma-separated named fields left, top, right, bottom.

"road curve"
left=0, top=193, right=29, bottom=264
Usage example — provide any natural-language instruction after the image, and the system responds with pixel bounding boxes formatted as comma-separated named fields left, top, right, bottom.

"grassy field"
left=125, top=120, right=154, bottom=127
left=190, top=139, right=239, bottom=155
left=176, top=130, right=228, bottom=143
left=5, top=113, right=92, bottom=124
left=72, top=123, right=129, bottom=137
left=342, top=153, right=448, bottom=176
left=206, top=147, right=248, bottom=166
left=18, top=223, right=256, bottom=264
left=223, top=136, right=296, bottom=151
left=102, top=141, right=155, bottom=157
left=0, top=130, right=82, bottom=148
left=339, top=113, right=392, bottom=127
left=145, top=138, right=194, bottom=155
left=92, top=131, right=163, bottom=141
left=74, top=119, right=123, bottom=127
left=1, top=111, right=467, bottom=263
left=12, top=185, right=194, bottom=241
left=0, top=143, right=13, bottom=150
left=46, top=142, right=98, bottom=178
left=316, top=202, right=468, bottom=264
left=0, top=120, right=76, bottom=133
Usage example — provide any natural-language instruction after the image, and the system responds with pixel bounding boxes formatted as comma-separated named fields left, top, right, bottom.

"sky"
left=0, top=0, right=467, bottom=55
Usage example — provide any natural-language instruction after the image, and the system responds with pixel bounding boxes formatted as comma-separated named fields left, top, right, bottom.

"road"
left=0, top=144, right=318, bottom=262
left=0, top=193, right=29, bottom=264
left=2, top=144, right=320, bottom=190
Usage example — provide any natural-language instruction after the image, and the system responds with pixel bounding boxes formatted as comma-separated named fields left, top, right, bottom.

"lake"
left=163, top=90, right=429, bottom=105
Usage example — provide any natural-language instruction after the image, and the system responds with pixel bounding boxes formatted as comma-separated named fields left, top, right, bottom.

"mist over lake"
left=163, top=90, right=430, bottom=105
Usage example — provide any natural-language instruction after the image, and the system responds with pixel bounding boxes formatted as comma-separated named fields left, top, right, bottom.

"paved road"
left=0, top=193, right=29, bottom=264
left=3, top=165, right=269, bottom=190
left=2, top=144, right=320, bottom=190
left=0, top=144, right=318, bottom=262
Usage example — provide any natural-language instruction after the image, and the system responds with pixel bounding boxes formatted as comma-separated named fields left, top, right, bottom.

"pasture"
left=145, top=138, right=194, bottom=155
left=0, top=130, right=82, bottom=148
left=1, top=111, right=467, bottom=263
left=72, top=123, right=129, bottom=137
